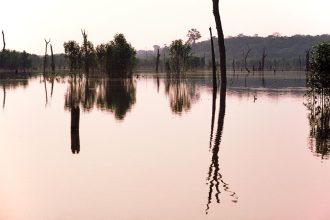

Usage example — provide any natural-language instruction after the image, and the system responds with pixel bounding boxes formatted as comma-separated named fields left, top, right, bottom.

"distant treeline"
left=0, top=49, right=68, bottom=72
left=1, top=34, right=330, bottom=73
left=136, top=34, right=330, bottom=71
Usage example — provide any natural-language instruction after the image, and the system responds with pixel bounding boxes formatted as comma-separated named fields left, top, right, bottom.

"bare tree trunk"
left=209, top=27, right=217, bottom=90
left=44, top=39, right=50, bottom=73
left=81, top=30, right=89, bottom=74
left=232, top=59, right=235, bottom=74
left=244, top=46, right=251, bottom=73
left=50, top=44, right=55, bottom=73
left=261, top=47, right=266, bottom=71
left=305, top=50, right=310, bottom=72
left=2, top=30, right=5, bottom=51
left=212, top=0, right=226, bottom=85
left=156, top=49, right=160, bottom=73
left=299, top=55, right=302, bottom=71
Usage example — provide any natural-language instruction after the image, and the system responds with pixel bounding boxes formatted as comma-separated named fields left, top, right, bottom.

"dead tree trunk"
left=156, top=49, right=160, bottom=73
left=50, top=44, right=55, bottom=73
left=261, top=47, right=266, bottom=71
left=209, top=27, right=217, bottom=90
left=244, top=46, right=251, bottom=73
left=212, top=0, right=226, bottom=85
left=299, top=56, right=302, bottom=71
left=232, top=59, right=235, bottom=74
left=81, top=30, right=89, bottom=74
left=305, top=50, right=310, bottom=72
left=43, top=38, right=50, bottom=73
left=2, top=30, right=5, bottom=51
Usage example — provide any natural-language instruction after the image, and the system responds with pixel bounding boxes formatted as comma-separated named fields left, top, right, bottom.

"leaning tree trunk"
left=2, top=30, right=5, bottom=51
left=212, top=0, right=226, bottom=85
left=209, top=27, right=217, bottom=90
left=50, top=44, right=55, bottom=73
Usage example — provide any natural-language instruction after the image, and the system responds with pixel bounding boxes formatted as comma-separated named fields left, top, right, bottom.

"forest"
left=0, top=34, right=330, bottom=73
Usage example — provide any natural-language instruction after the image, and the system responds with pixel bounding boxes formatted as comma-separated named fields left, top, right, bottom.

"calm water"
left=0, top=72, right=329, bottom=220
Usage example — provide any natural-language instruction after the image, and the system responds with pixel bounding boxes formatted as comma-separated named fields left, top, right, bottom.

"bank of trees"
left=63, top=32, right=136, bottom=77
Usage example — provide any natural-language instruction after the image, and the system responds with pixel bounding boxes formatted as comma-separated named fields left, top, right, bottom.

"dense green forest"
left=137, top=34, right=330, bottom=71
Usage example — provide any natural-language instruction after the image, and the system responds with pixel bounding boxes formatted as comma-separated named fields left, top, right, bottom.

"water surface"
left=0, top=72, right=329, bottom=220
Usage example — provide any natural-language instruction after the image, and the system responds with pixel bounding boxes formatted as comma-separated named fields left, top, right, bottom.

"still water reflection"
left=0, top=72, right=329, bottom=220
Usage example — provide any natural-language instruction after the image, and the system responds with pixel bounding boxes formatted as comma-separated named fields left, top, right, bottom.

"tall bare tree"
left=50, top=44, right=55, bottom=72
left=44, top=38, right=50, bottom=73
left=209, top=27, right=217, bottom=90
left=212, top=0, right=226, bottom=85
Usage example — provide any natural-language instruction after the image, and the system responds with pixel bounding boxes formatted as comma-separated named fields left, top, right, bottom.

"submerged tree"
left=212, top=0, right=226, bottom=85
left=63, top=40, right=81, bottom=71
left=305, top=42, right=330, bottom=159
left=105, top=33, right=136, bottom=77
left=167, top=39, right=191, bottom=76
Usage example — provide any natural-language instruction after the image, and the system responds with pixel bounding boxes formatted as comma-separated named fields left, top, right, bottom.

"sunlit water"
left=0, top=72, right=329, bottom=220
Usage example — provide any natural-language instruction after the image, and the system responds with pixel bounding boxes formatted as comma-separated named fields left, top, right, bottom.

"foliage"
left=310, top=42, right=330, bottom=74
left=0, top=49, right=32, bottom=71
left=104, top=33, right=136, bottom=77
left=63, top=40, right=81, bottom=71
left=186, top=28, right=201, bottom=44
left=168, top=39, right=192, bottom=75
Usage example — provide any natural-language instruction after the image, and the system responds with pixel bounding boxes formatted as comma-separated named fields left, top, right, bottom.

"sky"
left=0, top=0, right=329, bottom=55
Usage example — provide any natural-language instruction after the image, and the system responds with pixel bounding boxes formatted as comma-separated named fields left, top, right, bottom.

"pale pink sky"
left=0, top=0, right=329, bottom=54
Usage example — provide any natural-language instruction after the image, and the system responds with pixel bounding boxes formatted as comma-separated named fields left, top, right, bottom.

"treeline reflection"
left=164, top=77, right=200, bottom=114
left=64, top=76, right=136, bottom=120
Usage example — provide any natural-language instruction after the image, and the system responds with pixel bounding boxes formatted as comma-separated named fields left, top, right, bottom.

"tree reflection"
left=164, top=76, right=199, bottom=114
left=96, top=79, right=136, bottom=120
left=65, top=76, right=81, bottom=154
left=0, top=76, right=29, bottom=109
left=206, top=84, right=238, bottom=214
left=305, top=73, right=330, bottom=159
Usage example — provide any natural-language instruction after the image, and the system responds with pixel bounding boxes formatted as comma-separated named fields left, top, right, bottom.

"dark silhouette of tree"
left=305, top=42, right=330, bottom=159
left=2, top=30, right=5, bottom=52
left=96, top=43, right=107, bottom=71
left=156, top=48, right=160, bottom=73
left=209, top=27, right=217, bottom=90
left=167, top=39, right=191, bottom=75
left=50, top=44, right=55, bottom=73
left=206, top=85, right=238, bottom=214
left=63, top=40, right=81, bottom=71
left=104, top=33, right=136, bottom=77
left=186, top=28, right=202, bottom=44
left=43, top=38, right=50, bottom=73
left=212, top=0, right=226, bottom=84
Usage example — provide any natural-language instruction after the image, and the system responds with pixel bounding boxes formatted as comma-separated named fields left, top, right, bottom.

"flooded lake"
left=0, top=72, right=329, bottom=220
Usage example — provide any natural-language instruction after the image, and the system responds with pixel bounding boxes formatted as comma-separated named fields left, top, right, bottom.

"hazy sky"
left=1, top=0, right=329, bottom=54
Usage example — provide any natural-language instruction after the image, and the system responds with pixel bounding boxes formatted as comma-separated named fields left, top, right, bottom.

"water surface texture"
left=0, top=72, right=329, bottom=220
